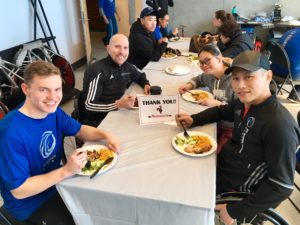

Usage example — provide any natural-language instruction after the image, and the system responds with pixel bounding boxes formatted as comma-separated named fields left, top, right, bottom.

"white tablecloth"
left=56, top=40, right=216, bottom=225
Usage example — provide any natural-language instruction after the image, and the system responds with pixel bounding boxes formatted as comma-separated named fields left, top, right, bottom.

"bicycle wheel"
left=215, top=196, right=290, bottom=225
left=0, top=101, right=9, bottom=119
left=52, top=55, right=75, bottom=88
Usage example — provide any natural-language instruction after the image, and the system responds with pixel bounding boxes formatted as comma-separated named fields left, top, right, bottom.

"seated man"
left=176, top=51, right=299, bottom=224
left=0, top=61, right=120, bottom=224
left=271, top=28, right=300, bottom=103
left=127, top=7, right=168, bottom=69
left=218, top=20, right=254, bottom=58
left=82, top=34, right=151, bottom=127
left=152, top=9, right=178, bottom=41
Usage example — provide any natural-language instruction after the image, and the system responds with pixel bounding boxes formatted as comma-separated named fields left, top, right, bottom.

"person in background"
left=146, top=0, right=174, bottom=12
left=212, top=10, right=235, bottom=51
left=99, top=0, right=120, bottom=45
left=0, top=61, right=120, bottom=224
left=81, top=34, right=151, bottom=127
left=218, top=19, right=254, bottom=58
left=272, top=28, right=300, bottom=103
left=178, top=44, right=234, bottom=153
left=176, top=51, right=299, bottom=224
left=146, top=0, right=174, bottom=37
left=127, top=7, right=168, bottom=69
left=200, top=10, right=235, bottom=52
left=152, top=9, right=178, bottom=41
left=212, top=10, right=235, bottom=30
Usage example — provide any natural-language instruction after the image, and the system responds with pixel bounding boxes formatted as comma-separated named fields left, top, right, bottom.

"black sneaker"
left=287, top=89, right=300, bottom=103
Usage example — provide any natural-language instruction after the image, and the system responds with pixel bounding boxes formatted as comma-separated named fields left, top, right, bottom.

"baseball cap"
left=226, top=51, right=270, bottom=74
left=140, top=7, right=155, bottom=18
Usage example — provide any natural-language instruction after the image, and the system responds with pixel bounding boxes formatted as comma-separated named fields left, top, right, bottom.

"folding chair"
left=287, top=111, right=300, bottom=213
left=266, top=40, right=300, bottom=98
left=216, top=192, right=290, bottom=224
left=0, top=205, right=15, bottom=225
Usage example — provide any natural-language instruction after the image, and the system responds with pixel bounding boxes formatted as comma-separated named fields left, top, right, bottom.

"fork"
left=186, top=90, right=197, bottom=96
left=179, top=120, right=190, bottom=138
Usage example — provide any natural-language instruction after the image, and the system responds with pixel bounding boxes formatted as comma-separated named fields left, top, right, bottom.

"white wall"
left=170, top=0, right=300, bottom=36
left=0, top=0, right=85, bottom=64
left=1, top=0, right=299, bottom=64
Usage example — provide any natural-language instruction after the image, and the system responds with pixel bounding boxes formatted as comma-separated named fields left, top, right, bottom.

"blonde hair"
left=24, top=61, right=61, bottom=85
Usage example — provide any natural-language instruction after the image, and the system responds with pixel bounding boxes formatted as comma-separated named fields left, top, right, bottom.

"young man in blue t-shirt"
left=0, top=61, right=120, bottom=224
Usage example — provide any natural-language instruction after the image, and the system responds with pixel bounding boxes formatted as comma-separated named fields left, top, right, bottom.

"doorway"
left=79, top=0, right=107, bottom=63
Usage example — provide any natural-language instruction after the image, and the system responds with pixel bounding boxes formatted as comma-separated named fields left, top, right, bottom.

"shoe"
left=287, top=89, right=300, bottom=103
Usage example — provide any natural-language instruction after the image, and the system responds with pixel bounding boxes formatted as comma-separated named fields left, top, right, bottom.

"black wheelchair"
left=215, top=192, right=290, bottom=225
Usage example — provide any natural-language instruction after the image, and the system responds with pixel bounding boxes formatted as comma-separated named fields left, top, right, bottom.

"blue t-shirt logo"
left=40, top=131, right=56, bottom=158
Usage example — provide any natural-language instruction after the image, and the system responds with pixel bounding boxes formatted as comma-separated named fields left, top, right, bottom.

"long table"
left=56, top=39, right=217, bottom=225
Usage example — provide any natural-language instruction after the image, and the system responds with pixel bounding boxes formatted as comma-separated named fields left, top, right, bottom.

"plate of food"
left=162, top=51, right=177, bottom=59
left=169, top=37, right=185, bottom=42
left=187, top=55, right=199, bottom=62
left=182, top=89, right=213, bottom=103
left=165, top=65, right=191, bottom=76
left=78, top=145, right=117, bottom=176
left=172, top=131, right=217, bottom=157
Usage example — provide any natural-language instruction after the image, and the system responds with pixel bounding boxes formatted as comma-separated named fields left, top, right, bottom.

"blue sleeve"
left=0, top=136, right=29, bottom=190
left=153, top=27, right=162, bottom=41
left=56, top=108, right=81, bottom=136
left=99, top=0, right=103, bottom=8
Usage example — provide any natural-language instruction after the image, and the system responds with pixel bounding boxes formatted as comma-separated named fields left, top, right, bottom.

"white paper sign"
left=138, top=95, right=179, bottom=125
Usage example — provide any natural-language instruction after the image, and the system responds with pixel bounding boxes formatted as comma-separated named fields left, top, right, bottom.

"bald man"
left=81, top=34, right=151, bottom=127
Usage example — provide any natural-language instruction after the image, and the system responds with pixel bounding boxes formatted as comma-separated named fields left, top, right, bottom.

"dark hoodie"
left=127, top=19, right=167, bottom=69
left=221, top=31, right=254, bottom=58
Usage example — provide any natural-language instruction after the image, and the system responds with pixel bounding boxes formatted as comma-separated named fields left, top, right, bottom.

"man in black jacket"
left=176, top=51, right=299, bottom=224
left=146, top=0, right=174, bottom=12
left=127, top=7, right=168, bottom=69
left=81, top=34, right=151, bottom=127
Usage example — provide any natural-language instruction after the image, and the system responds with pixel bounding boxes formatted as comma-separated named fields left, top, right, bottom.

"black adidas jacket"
left=82, top=56, right=149, bottom=116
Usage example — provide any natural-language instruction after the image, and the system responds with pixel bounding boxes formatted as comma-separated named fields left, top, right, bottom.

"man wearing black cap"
left=127, top=6, right=168, bottom=69
left=176, top=51, right=299, bottom=224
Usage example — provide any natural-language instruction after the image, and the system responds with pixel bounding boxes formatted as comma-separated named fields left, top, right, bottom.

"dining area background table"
left=56, top=38, right=217, bottom=225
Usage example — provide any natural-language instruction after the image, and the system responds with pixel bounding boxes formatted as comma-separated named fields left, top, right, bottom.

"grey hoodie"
left=188, top=72, right=234, bottom=127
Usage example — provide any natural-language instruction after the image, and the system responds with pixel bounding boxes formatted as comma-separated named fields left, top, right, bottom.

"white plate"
left=78, top=145, right=117, bottom=176
left=161, top=53, right=177, bottom=60
left=165, top=65, right=191, bottom=76
left=172, top=131, right=217, bottom=157
left=181, top=89, right=213, bottom=103
left=181, top=52, right=190, bottom=57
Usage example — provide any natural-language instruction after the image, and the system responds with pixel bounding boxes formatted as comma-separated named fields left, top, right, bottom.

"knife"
left=90, top=157, right=114, bottom=179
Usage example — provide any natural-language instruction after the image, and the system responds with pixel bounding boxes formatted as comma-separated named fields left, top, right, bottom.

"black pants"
left=24, top=192, right=75, bottom=225
left=81, top=112, right=108, bottom=128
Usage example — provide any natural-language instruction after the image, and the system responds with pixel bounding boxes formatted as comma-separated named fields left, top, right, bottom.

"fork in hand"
left=186, top=90, right=197, bottom=96
left=179, top=120, right=190, bottom=138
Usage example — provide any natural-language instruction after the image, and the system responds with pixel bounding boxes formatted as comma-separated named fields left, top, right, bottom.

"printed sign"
left=138, top=95, right=179, bottom=125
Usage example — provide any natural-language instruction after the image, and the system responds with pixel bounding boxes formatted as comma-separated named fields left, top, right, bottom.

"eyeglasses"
left=199, top=57, right=212, bottom=67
